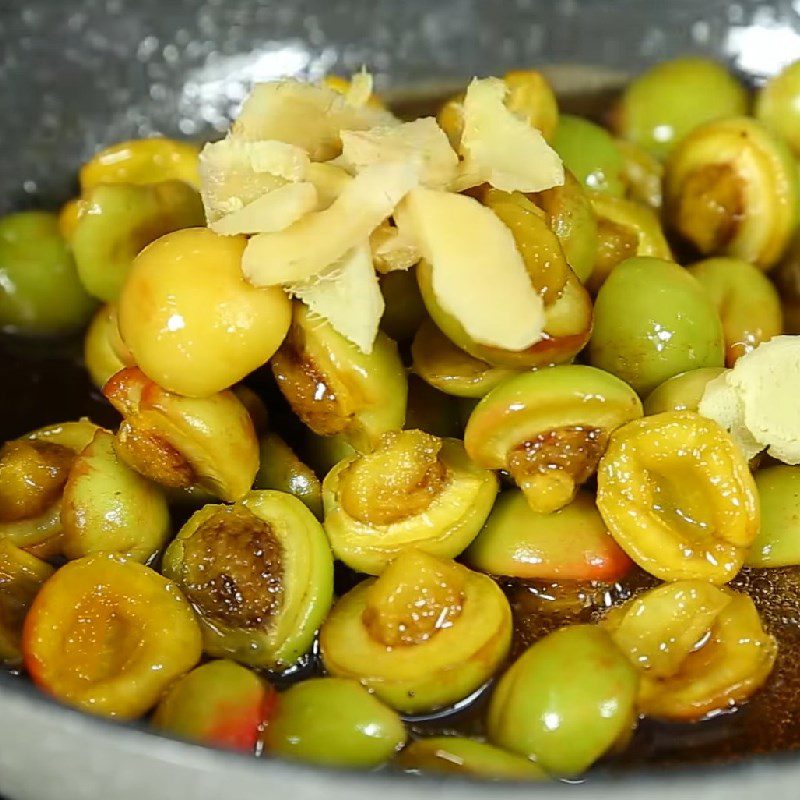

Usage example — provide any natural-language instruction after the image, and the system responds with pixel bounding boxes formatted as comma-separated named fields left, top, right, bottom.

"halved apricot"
left=23, top=553, right=202, bottom=719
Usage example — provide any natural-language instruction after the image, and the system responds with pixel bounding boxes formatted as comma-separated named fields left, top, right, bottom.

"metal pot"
left=1, top=1, right=799, bottom=797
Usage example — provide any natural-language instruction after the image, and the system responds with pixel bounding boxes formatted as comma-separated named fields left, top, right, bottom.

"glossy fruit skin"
left=411, top=319, right=516, bottom=399
left=320, top=550, right=512, bottom=713
left=551, top=115, right=625, bottom=196
left=84, top=304, right=131, bottom=390
left=465, top=490, right=633, bottom=582
left=755, top=59, right=800, bottom=156
left=119, top=228, right=291, bottom=398
left=613, top=57, right=747, bottom=160
left=687, top=257, right=783, bottom=367
left=263, top=678, right=406, bottom=768
left=503, top=69, right=559, bottom=142
left=597, top=411, right=759, bottom=584
left=616, top=138, right=663, bottom=209
left=605, top=585, right=776, bottom=722
left=589, top=257, right=725, bottom=396
left=0, top=212, right=95, bottom=336
left=323, top=431, right=498, bottom=574
left=79, top=138, right=201, bottom=190
left=152, top=660, right=274, bottom=752
left=487, top=625, right=638, bottom=776
left=60, top=429, right=170, bottom=563
left=302, top=431, right=357, bottom=480
left=379, top=269, right=427, bottom=343
left=0, top=540, right=54, bottom=665
left=0, top=420, right=101, bottom=553
left=396, top=737, right=547, bottom=780
left=162, top=490, right=333, bottom=670
left=254, top=433, right=323, bottom=519
left=71, top=181, right=205, bottom=302
left=748, top=465, right=800, bottom=567
left=23, top=553, right=202, bottom=719
left=642, top=367, right=726, bottom=415
left=531, top=170, right=598, bottom=284
left=587, top=192, right=672, bottom=294
left=663, top=117, right=799, bottom=270
left=104, top=367, right=259, bottom=503
left=271, top=302, right=407, bottom=453
left=464, top=365, right=642, bottom=514
left=418, top=259, right=593, bottom=370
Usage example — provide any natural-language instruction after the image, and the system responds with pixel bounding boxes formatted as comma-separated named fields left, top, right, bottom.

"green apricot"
left=263, top=678, right=406, bottom=768
left=589, top=257, right=725, bottom=395
left=748, top=465, right=800, bottom=567
left=756, top=59, right=800, bottom=156
left=487, top=625, right=638, bottom=776
left=643, top=367, right=726, bottom=415
left=551, top=115, right=625, bottom=197
left=0, top=212, right=96, bottom=335
left=152, top=660, right=270, bottom=751
left=614, top=57, right=747, bottom=160
left=379, top=270, right=427, bottom=342
left=254, top=433, right=323, bottom=519
left=397, top=737, right=547, bottom=780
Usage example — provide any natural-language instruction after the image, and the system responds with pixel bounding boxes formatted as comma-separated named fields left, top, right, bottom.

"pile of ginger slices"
left=199, top=71, right=565, bottom=354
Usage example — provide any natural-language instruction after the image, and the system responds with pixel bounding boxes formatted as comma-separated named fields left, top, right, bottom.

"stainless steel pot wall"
left=2, top=0, right=800, bottom=798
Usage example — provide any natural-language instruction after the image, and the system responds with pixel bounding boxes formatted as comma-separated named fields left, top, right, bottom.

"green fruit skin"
left=0, top=212, right=96, bottom=335
left=263, top=678, right=406, bottom=768
left=551, top=115, right=625, bottom=197
left=397, top=737, right=547, bottom=780
left=405, top=375, right=462, bottom=438
left=588, top=257, right=725, bottom=395
left=379, top=270, right=427, bottom=342
left=756, top=60, right=800, bottom=157
left=487, top=625, right=638, bottom=776
left=616, top=57, right=748, bottom=160
left=642, top=367, right=726, bottom=415
left=153, top=660, right=269, bottom=751
left=254, top=433, right=323, bottom=519
left=748, top=465, right=800, bottom=567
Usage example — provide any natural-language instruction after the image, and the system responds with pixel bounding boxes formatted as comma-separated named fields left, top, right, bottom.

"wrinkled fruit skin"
left=487, top=624, right=638, bottom=776
left=589, top=257, right=725, bottom=396
left=23, top=553, right=202, bottom=719
left=263, top=677, right=406, bottom=768
left=597, top=411, right=759, bottom=584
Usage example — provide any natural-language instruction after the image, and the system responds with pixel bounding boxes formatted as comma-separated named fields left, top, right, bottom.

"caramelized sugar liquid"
left=3, top=77, right=800, bottom=772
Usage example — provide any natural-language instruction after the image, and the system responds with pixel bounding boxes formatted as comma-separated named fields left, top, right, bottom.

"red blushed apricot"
left=465, top=490, right=633, bottom=582
left=152, top=660, right=277, bottom=752
left=23, top=553, right=201, bottom=719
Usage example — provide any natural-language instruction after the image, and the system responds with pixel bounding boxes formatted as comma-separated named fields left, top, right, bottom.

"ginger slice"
left=455, top=77, right=564, bottom=194
left=231, top=79, right=397, bottom=161
left=242, top=161, right=418, bottom=286
left=199, top=139, right=310, bottom=222
left=398, top=187, right=545, bottom=351
left=288, top=243, right=384, bottom=353
left=341, top=117, right=459, bottom=190
left=211, top=182, right=318, bottom=236
left=370, top=219, right=421, bottom=273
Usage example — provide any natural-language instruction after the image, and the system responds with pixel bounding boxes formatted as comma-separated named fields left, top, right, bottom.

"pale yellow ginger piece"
left=242, top=161, right=418, bottom=286
left=344, top=70, right=373, bottom=108
left=306, top=162, right=353, bottom=209
left=288, top=242, right=384, bottom=353
left=699, top=336, right=800, bottom=464
left=370, top=219, right=421, bottom=273
left=340, top=117, right=459, bottom=189
left=199, top=139, right=310, bottom=222
left=211, top=181, right=318, bottom=235
left=455, top=77, right=564, bottom=193
left=398, top=186, right=545, bottom=351
left=232, top=79, right=397, bottom=161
